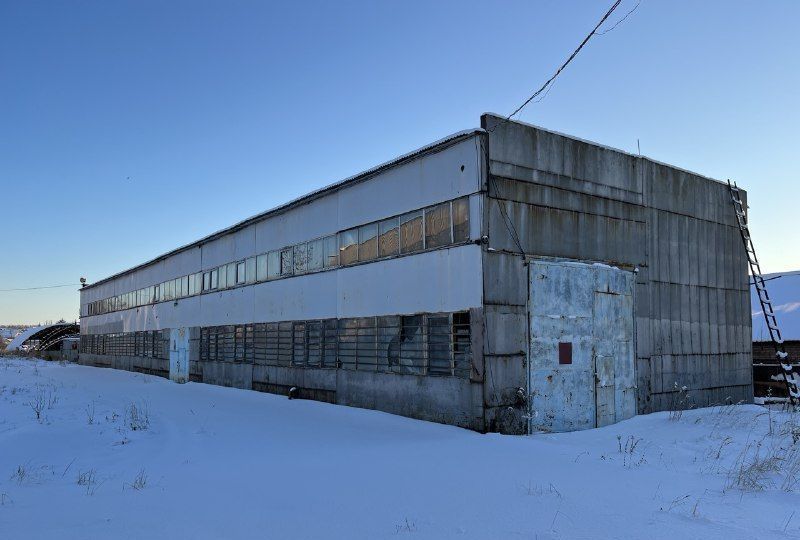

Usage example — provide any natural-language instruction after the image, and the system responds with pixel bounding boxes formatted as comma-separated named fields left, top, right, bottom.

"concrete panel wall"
left=481, top=114, right=752, bottom=426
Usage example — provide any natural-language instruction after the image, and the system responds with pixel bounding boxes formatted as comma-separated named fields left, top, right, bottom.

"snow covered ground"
left=1, top=357, right=799, bottom=540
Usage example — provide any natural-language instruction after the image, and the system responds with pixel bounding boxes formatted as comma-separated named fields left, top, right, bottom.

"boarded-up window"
left=452, top=197, right=470, bottom=242
left=425, top=202, right=451, bottom=249
left=378, top=218, right=399, bottom=257
left=400, top=210, right=423, bottom=253
left=339, top=228, right=358, bottom=266
left=358, top=223, right=378, bottom=262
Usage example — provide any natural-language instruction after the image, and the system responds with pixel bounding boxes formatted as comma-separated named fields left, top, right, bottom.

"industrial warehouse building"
left=79, top=114, right=752, bottom=434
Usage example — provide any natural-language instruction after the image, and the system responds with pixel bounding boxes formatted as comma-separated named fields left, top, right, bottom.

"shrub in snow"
left=126, top=402, right=150, bottom=431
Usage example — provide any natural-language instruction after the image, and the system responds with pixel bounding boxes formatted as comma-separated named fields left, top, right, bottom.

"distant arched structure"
left=5, top=323, right=80, bottom=352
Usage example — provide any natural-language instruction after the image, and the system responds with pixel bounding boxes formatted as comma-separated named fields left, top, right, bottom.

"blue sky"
left=1, top=0, right=798, bottom=324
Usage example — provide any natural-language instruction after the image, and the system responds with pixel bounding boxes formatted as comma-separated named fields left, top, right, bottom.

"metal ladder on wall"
left=728, top=180, right=799, bottom=405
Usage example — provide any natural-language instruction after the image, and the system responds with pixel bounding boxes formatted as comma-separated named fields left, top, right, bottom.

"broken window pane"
left=280, top=248, right=293, bottom=276
left=293, top=243, right=308, bottom=274
left=323, top=235, right=338, bottom=268
left=339, top=228, right=358, bottom=265
left=425, top=202, right=452, bottom=249
left=307, top=238, right=324, bottom=271
left=452, top=197, right=470, bottom=243
left=378, top=218, right=399, bottom=257
left=358, top=223, right=378, bottom=262
left=400, top=210, right=423, bottom=253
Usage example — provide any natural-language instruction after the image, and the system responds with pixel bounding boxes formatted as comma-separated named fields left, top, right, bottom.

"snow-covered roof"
left=5, top=325, right=47, bottom=351
left=752, top=270, right=800, bottom=342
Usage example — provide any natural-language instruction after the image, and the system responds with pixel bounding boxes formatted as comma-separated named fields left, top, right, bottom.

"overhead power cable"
left=0, top=283, right=80, bottom=292
left=501, top=0, right=624, bottom=125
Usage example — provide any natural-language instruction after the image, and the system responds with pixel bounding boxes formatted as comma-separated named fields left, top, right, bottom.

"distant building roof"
left=752, top=271, right=800, bottom=342
left=5, top=323, right=80, bottom=351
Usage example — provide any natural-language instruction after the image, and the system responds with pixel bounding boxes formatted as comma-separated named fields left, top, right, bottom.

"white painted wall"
left=82, top=245, right=483, bottom=332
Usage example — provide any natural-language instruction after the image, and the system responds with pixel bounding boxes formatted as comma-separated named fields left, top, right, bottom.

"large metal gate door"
left=528, top=260, right=635, bottom=433
left=169, top=328, right=189, bottom=384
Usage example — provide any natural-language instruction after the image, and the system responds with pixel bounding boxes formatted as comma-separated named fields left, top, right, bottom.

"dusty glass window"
left=358, top=223, right=378, bottom=262
left=189, top=275, right=197, bottom=296
left=293, top=243, right=308, bottom=274
left=210, top=268, right=218, bottom=289
left=323, top=235, right=338, bottom=268
left=307, top=238, right=324, bottom=271
left=218, top=266, right=228, bottom=289
left=180, top=276, right=189, bottom=297
left=452, top=197, right=470, bottom=242
left=203, top=272, right=210, bottom=291
left=193, top=272, right=203, bottom=295
left=267, top=251, right=280, bottom=280
left=256, top=254, right=268, bottom=281
left=378, top=218, right=399, bottom=257
left=226, top=263, right=236, bottom=287
left=400, top=210, right=423, bottom=253
left=339, top=228, right=358, bottom=265
left=425, top=202, right=452, bottom=248
left=236, top=261, right=246, bottom=284
left=280, top=248, right=293, bottom=276
left=245, top=257, right=256, bottom=284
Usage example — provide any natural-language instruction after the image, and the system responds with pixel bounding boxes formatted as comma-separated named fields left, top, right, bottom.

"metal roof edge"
left=481, top=113, right=737, bottom=189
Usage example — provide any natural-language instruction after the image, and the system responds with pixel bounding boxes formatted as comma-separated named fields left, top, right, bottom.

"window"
left=307, top=238, right=324, bottom=271
left=339, top=228, right=358, bottom=265
left=280, top=248, right=293, bottom=276
left=203, top=272, right=211, bottom=291
left=323, top=235, right=338, bottom=268
left=237, top=261, right=246, bottom=284
left=218, top=266, right=228, bottom=289
left=293, top=243, right=307, bottom=274
left=226, top=263, right=236, bottom=288
left=452, top=197, right=470, bottom=242
left=245, top=257, right=256, bottom=284
left=378, top=218, right=399, bottom=257
left=400, top=210, right=423, bottom=253
left=358, top=223, right=378, bottom=262
left=256, top=254, right=268, bottom=281
left=210, top=268, right=218, bottom=289
left=424, top=202, right=451, bottom=248
left=267, top=251, right=280, bottom=280
left=179, top=276, right=188, bottom=297
left=188, top=274, right=197, bottom=296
